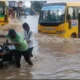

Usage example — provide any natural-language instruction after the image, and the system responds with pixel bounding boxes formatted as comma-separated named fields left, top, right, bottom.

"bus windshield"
left=39, top=5, right=65, bottom=23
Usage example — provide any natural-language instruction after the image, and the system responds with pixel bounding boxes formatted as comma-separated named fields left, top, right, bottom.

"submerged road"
left=0, top=15, right=80, bottom=79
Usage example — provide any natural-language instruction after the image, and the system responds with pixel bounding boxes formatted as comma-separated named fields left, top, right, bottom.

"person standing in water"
left=22, top=23, right=34, bottom=57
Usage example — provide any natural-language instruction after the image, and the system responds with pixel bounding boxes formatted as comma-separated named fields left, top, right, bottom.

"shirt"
left=24, top=30, right=33, bottom=48
left=6, top=33, right=28, bottom=51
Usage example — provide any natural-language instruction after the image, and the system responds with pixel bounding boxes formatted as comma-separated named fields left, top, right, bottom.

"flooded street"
left=33, top=34, right=80, bottom=79
left=0, top=15, right=80, bottom=79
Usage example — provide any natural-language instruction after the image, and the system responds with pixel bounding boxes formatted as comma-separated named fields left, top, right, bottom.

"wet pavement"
left=19, top=15, right=39, bottom=33
left=0, top=15, right=80, bottom=79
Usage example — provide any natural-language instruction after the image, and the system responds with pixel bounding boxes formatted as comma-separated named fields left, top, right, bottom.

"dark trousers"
left=15, top=50, right=33, bottom=67
left=28, top=47, right=34, bottom=57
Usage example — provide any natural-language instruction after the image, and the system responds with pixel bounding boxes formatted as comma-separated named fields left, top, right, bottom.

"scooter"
left=0, top=39, right=16, bottom=68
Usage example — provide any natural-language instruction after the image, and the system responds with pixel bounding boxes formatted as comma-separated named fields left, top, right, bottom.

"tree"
left=31, top=1, right=47, bottom=13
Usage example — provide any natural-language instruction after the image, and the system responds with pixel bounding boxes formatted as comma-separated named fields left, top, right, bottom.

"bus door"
left=0, top=2, right=8, bottom=24
left=0, top=7, right=5, bottom=21
left=67, top=7, right=78, bottom=38
left=0, top=7, right=8, bottom=22
left=78, top=9, right=80, bottom=37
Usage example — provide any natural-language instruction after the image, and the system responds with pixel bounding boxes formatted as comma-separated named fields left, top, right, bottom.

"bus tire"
left=71, top=33, right=76, bottom=38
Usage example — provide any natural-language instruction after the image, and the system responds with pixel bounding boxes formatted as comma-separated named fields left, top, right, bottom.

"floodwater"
left=0, top=15, right=80, bottom=79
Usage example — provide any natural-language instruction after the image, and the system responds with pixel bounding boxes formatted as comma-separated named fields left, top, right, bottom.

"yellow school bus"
left=0, top=1, right=8, bottom=25
left=38, top=3, right=80, bottom=38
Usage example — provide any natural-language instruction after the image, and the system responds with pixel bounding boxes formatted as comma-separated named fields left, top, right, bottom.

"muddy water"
left=32, top=34, right=80, bottom=79
left=0, top=16, right=80, bottom=79
left=0, top=34, right=80, bottom=79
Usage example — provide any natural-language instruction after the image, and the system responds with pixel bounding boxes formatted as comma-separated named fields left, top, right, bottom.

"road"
left=0, top=15, right=80, bottom=79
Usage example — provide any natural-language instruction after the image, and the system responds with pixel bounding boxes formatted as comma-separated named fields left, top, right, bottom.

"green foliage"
left=31, top=1, right=46, bottom=13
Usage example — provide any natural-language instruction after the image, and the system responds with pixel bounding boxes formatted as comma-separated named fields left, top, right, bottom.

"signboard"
left=9, top=1, right=18, bottom=7
left=9, top=1, right=15, bottom=7
left=71, top=20, right=77, bottom=26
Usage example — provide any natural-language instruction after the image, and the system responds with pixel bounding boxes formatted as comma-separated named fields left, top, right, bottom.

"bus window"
left=67, top=7, right=78, bottom=20
left=0, top=7, right=4, bottom=15
left=78, top=8, right=80, bottom=20
left=67, top=7, right=73, bottom=20
left=73, top=9, right=75, bottom=19
left=73, top=8, right=78, bottom=19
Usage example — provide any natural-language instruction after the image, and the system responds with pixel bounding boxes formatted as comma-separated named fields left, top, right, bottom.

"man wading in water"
left=22, top=23, right=34, bottom=57
left=0, top=29, right=33, bottom=68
